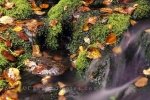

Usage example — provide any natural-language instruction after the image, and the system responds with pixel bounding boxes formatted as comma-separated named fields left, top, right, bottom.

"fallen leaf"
left=0, top=16, right=14, bottom=25
left=64, top=5, right=68, bottom=11
left=124, top=7, right=136, bottom=15
left=96, top=42, right=105, bottom=50
left=41, top=76, right=51, bottom=85
left=17, top=32, right=29, bottom=41
left=79, top=46, right=84, bottom=53
left=39, top=4, right=49, bottom=9
left=5, top=40, right=12, bottom=47
left=86, top=16, right=97, bottom=25
left=78, top=6, right=90, bottom=12
left=84, top=37, right=90, bottom=44
left=34, top=10, right=45, bottom=15
left=32, top=7, right=42, bottom=11
left=0, top=25, right=9, bottom=32
left=5, top=2, right=15, bottom=9
left=87, top=47, right=101, bottom=59
left=58, top=82, right=66, bottom=89
left=130, top=19, right=137, bottom=26
left=82, top=0, right=94, bottom=6
left=105, top=33, right=117, bottom=45
left=49, top=19, right=58, bottom=27
left=13, top=49, right=25, bottom=57
left=107, top=24, right=112, bottom=30
left=82, top=23, right=89, bottom=31
left=1, top=50, right=16, bottom=61
left=58, top=88, right=67, bottom=96
left=13, top=26, right=23, bottom=32
left=143, top=68, right=150, bottom=76
left=100, top=8, right=113, bottom=13
left=134, top=77, right=148, bottom=88
left=103, top=0, right=112, bottom=6
left=112, top=46, right=122, bottom=54
left=114, top=7, right=127, bottom=14
left=32, top=45, right=42, bottom=57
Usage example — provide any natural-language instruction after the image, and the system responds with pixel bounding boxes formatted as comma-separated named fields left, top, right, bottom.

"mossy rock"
left=46, top=0, right=81, bottom=49
left=0, top=0, right=32, bottom=19
left=132, top=0, right=150, bottom=19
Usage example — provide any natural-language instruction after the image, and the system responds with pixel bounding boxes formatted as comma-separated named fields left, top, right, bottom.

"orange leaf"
left=134, top=77, right=148, bottom=88
left=103, top=0, right=112, bottom=6
left=17, top=32, right=29, bottom=41
left=100, top=8, right=113, bottom=13
left=86, top=16, right=97, bottom=25
left=78, top=6, right=90, bottom=12
left=49, top=19, right=58, bottom=27
left=105, top=33, right=117, bottom=45
left=83, top=0, right=94, bottom=6
left=39, top=4, right=49, bottom=9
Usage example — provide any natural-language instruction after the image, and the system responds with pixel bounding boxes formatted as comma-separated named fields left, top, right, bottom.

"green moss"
left=0, top=80, right=7, bottom=89
left=107, top=13, right=130, bottom=35
left=0, top=0, right=32, bottom=19
left=132, top=0, right=150, bottom=19
left=46, top=0, right=81, bottom=49
left=0, top=43, right=8, bottom=68
left=76, top=51, right=89, bottom=72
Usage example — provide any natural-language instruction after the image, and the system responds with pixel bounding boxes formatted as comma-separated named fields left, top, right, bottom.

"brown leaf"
left=114, top=7, right=127, bottom=14
left=49, top=19, right=58, bottom=27
left=5, top=40, right=12, bottom=47
left=86, top=16, right=97, bottom=25
left=1, top=50, right=16, bottom=61
left=17, top=32, right=29, bottom=41
left=39, top=4, right=49, bottom=9
left=0, top=25, right=9, bottom=32
left=105, top=33, right=117, bottom=45
left=100, top=8, right=113, bottom=14
left=124, top=7, right=136, bottom=15
left=32, top=45, right=42, bottom=57
left=134, top=77, right=148, bottom=88
left=78, top=6, right=90, bottom=12
left=103, top=0, right=112, bottom=6
left=13, top=49, right=25, bottom=57
left=82, top=0, right=94, bottom=6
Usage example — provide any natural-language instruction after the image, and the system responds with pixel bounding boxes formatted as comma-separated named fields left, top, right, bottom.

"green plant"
left=132, top=0, right=150, bottom=19
left=107, top=13, right=130, bottom=35
left=0, top=0, right=32, bottom=19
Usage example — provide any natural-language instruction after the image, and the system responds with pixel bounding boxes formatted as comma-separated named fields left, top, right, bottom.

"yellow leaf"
left=13, top=26, right=22, bottom=32
left=79, top=46, right=84, bottom=53
left=87, top=47, right=101, bottom=59
left=83, top=23, right=89, bottom=31
left=130, top=19, right=137, bottom=26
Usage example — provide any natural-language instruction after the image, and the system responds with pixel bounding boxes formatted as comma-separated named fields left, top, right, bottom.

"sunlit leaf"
left=134, top=77, right=148, bottom=88
left=13, top=26, right=23, bottom=32
left=0, top=16, right=14, bottom=25
left=84, top=37, right=90, bottom=44
left=13, top=49, right=25, bottom=57
left=105, top=33, right=117, bottom=45
left=143, top=68, right=150, bottom=76
left=103, top=0, right=112, bottom=6
left=32, top=45, right=42, bottom=57
left=87, top=47, right=101, bottom=59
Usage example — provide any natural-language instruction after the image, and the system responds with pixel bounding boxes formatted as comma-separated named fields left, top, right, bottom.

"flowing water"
left=77, top=19, right=150, bottom=100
